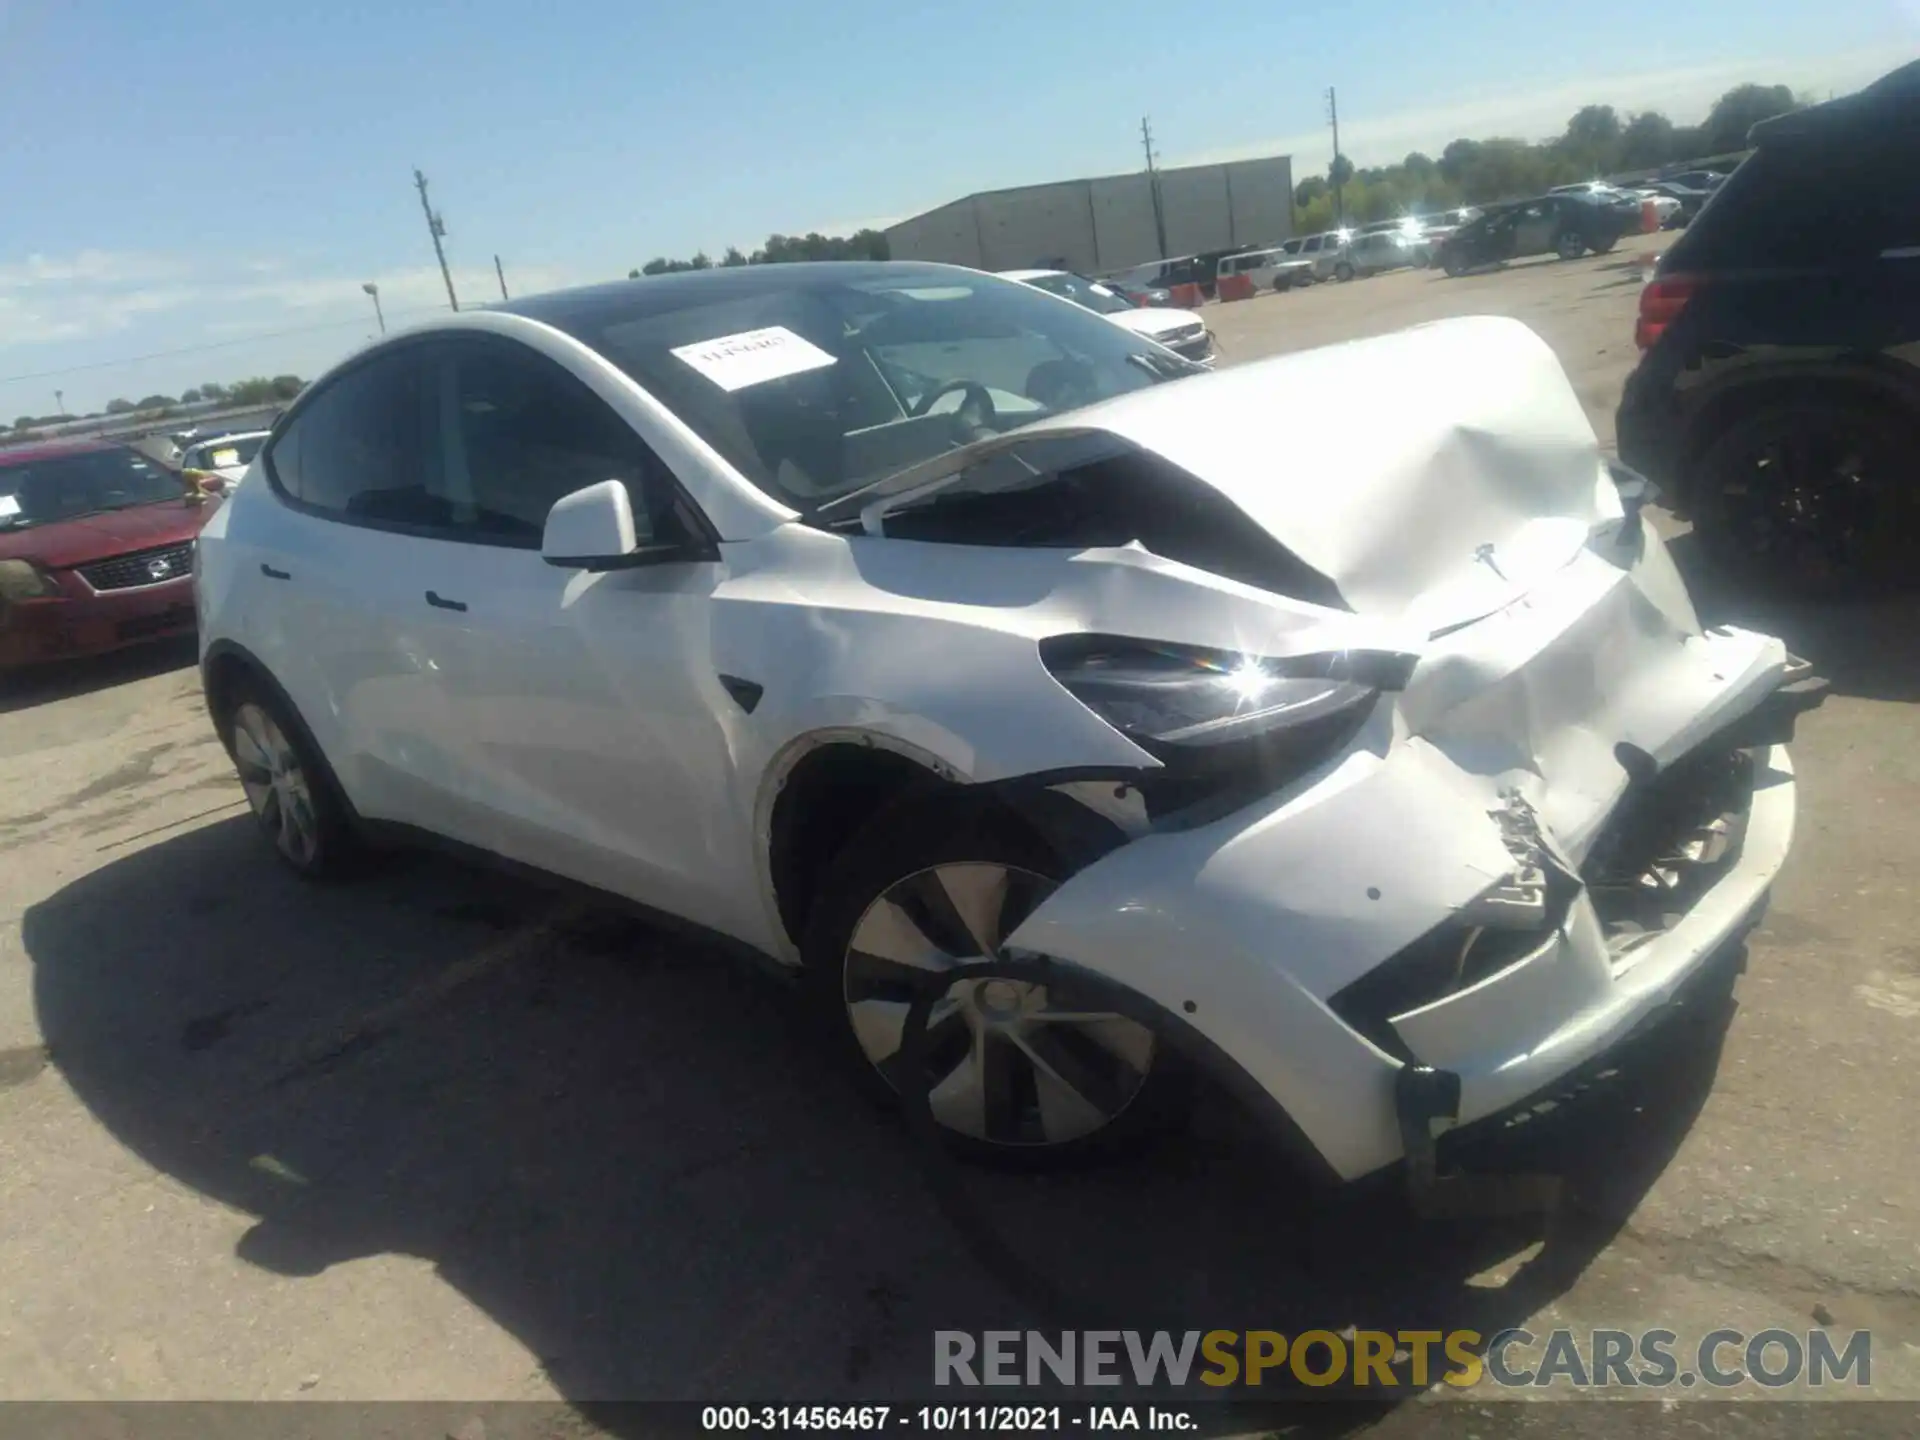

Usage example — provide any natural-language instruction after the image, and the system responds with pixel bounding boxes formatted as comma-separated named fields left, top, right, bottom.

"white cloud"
left=1173, top=42, right=1916, bottom=172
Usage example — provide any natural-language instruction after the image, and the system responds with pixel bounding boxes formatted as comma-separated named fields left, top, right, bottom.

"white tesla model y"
left=194, top=263, right=1817, bottom=1176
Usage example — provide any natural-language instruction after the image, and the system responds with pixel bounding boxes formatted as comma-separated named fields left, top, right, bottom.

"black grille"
left=115, top=606, right=197, bottom=642
left=78, top=542, right=194, bottom=592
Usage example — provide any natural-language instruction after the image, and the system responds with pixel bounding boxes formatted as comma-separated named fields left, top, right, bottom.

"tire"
left=1688, top=396, right=1920, bottom=601
left=1589, top=232, right=1619, bottom=254
left=1442, top=250, right=1467, bottom=278
left=802, top=796, right=1190, bottom=1165
left=1334, top=261, right=1355, bottom=283
left=218, top=678, right=362, bottom=879
left=1555, top=231, right=1586, bottom=260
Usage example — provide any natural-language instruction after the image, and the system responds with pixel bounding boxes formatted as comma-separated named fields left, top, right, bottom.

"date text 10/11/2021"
left=701, top=1406, right=1196, bottom=1432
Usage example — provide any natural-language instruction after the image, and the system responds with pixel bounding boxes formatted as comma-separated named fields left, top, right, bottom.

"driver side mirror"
left=541, top=479, right=713, bottom=572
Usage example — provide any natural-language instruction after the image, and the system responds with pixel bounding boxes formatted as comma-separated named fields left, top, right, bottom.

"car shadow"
left=1666, top=533, right=1920, bottom=704
left=26, top=817, right=1736, bottom=1425
left=0, top=635, right=199, bottom=715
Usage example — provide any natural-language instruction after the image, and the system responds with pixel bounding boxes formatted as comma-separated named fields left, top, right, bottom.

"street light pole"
left=54, top=389, right=65, bottom=416
left=494, top=254, right=509, bottom=301
left=362, top=282, right=386, bottom=334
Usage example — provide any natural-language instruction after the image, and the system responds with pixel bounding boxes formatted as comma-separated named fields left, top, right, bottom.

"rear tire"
left=1589, top=233, right=1619, bottom=254
left=802, top=797, right=1191, bottom=1166
left=219, top=679, right=362, bottom=879
left=1688, top=396, right=1920, bottom=601
left=1555, top=231, right=1586, bottom=260
left=1334, top=261, right=1354, bottom=283
left=1442, top=251, right=1467, bottom=278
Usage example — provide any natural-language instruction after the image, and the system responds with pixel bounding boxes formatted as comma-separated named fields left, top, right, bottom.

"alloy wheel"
left=1720, top=428, right=1882, bottom=589
left=842, top=862, right=1156, bottom=1147
left=230, top=702, right=320, bottom=868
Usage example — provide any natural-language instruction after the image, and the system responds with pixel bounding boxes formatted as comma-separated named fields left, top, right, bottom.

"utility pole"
left=494, top=254, right=509, bottom=301
left=54, top=389, right=64, bottom=416
left=414, top=168, right=460, bottom=312
left=1326, top=87, right=1345, bottom=228
left=1141, top=116, right=1168, bottom=260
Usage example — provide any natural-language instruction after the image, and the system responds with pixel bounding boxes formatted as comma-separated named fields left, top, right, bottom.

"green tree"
left=1328, top=153, right=1354, bottom=188
left=199, top=382, right=228, bottom=403
left=688, top=251, right=712, bottom=270
left=1703, top=83, right=1796, bottom=151
left=12, top=416, right=34, bottom=431
left=269, top=375, right=304, bottom=400
left=180, top=387, right=202, bottom=404
left=1402, top=152, right=1435, bottom=177
left=1618, top=111, right=1678, bottom=169
left=721, top=246, right=749, bottom=267
left=136, top=394, right=173, bottom=410
left=1293, top=175, right=1328, bottom=209
left=105, top=398, right=135, bottom=414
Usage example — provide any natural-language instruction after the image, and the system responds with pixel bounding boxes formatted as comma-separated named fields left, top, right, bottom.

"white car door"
left=247, top=343, right=468, bottom=833
left=398, top=333, right=752, bottom=935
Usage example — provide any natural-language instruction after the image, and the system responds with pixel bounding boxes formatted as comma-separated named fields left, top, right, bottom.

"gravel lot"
left=2, top=233, right=1916, bottom=1429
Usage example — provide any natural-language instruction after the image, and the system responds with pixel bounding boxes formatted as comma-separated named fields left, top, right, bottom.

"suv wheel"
left=803, top=798, right=1189, bottom=1165
left=1691, top=397, right=1920, bottom=600
left=1333, top=261, right=1355, bottom=282
left=221, top=681, right=361, bottom=878
left=1555, top=231, right=1586, bottom=260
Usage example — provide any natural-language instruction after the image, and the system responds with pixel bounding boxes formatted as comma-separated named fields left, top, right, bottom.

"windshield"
left=539, top=268, right=1201, bottom=511
left=0, top=449, right=184, bottom=529
left=1024, top=273, right=1135, bottom=316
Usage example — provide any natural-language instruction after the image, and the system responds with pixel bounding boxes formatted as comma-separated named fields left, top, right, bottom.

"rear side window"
left=265, top=347, right=438, bottom=525
left=1672, top=138, right=1920, bottom=269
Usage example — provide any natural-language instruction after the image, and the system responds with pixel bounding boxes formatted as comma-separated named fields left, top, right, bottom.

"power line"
left=0, top=304, right=451, bottom=386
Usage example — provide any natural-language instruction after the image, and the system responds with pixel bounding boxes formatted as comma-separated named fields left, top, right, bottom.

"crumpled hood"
left=1040, top=315, right=1621, bottom=632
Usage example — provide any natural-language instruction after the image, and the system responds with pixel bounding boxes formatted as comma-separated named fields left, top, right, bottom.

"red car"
left=0, top=440, right=214, bottom=669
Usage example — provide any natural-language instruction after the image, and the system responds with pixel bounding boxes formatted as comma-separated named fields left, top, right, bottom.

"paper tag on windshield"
left=670, top=325, right=835, bottom=392
left=0, top=495, right=17, bottom=518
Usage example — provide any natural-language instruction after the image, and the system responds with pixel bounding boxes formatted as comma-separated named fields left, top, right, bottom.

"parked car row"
left=0, top=423, right=270, bottom=670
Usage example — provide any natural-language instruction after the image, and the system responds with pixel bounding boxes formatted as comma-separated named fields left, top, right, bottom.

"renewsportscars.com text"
left=934, top=1328, right=1871, bottom=1390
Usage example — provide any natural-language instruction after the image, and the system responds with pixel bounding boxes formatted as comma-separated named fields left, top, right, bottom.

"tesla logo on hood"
left=1473, top=542, right=1507, bottom=581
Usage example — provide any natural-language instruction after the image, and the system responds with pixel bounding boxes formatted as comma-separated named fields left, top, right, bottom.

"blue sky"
left=1, top=0, right=1912, bottom=415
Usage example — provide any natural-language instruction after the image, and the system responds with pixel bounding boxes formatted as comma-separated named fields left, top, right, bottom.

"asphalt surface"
left=1, top=232, right=1916, bottom=1435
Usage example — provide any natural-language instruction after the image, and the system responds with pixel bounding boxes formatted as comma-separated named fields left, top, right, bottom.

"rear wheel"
left=803, top=799, right=1188, bottom=1164
left=1442, top=250, right=1467, bottom=277
left=1589, top=232, right=1619, bottom=254
left=1690, top=397, right=1920, bottom=600
left=1555, top=231, right=1586, bottom=260
left=221, top=681, right=361, bottom=878
left=1334, top=261, right=1355, bottom=282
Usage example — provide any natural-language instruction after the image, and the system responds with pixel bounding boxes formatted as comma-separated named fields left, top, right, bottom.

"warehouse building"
left=883, top=155, right=1295, bottom=275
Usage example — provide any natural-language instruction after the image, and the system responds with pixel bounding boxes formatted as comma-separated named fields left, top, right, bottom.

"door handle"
left=260, top=564, right=291, bottom=580
left=425, top=590, right=467, bottom=612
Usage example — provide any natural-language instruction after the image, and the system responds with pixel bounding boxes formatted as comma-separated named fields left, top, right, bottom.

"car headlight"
left=0, top=559, right=59, bottom=602
left=1040, top=635, right=1413, bottom=753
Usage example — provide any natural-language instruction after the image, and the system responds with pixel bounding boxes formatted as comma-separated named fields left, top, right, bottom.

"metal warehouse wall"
left=1223, top=155, right=1294, bottom=249
left=973, top=181, right=1100, bottom=273
left=885, top=200, right=984, bottom=270
left=884, top=154, right=1294, bottom=274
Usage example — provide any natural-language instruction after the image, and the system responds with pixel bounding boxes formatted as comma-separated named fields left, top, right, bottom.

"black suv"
left=1616, top=60, right=1920, bottom=597
left=1435, top=194, right=1626, bottom=275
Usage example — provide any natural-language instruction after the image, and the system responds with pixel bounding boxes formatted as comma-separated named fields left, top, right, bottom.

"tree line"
left=11, top=375, right=305, bottom=433
left=1292, top=82, right=1800, bottom=233
left=629, top=228, right=890, bottom=277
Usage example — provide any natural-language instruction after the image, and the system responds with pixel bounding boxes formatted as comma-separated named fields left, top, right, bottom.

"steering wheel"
left=908, top=379, right=997, bottom=441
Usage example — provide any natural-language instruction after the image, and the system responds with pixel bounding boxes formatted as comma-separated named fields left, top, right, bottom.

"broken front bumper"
left=1003, top=592, right=1815, bottom=1182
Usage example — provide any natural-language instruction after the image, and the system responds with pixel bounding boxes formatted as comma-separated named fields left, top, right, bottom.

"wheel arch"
left=200, top=640, right=360, bottom=825
left=754, top=729, right=1144, bottom=963
left=1674, top=361, right=1920, bottom=509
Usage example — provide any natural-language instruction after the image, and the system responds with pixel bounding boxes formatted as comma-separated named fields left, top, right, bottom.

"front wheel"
left=1589, top=233, right=1619, bottom=254
left=1334, top=261, right=1355, bottom=282
left=1554, top=231, right=1587, bottom=260
left=803, top=799, right=1188, bottom=1164
left=1442, top=250, right=1467, bottom=277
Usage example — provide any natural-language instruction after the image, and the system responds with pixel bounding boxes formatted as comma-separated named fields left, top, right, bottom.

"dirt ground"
left=2, top=234, right=1917, bottom=1432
